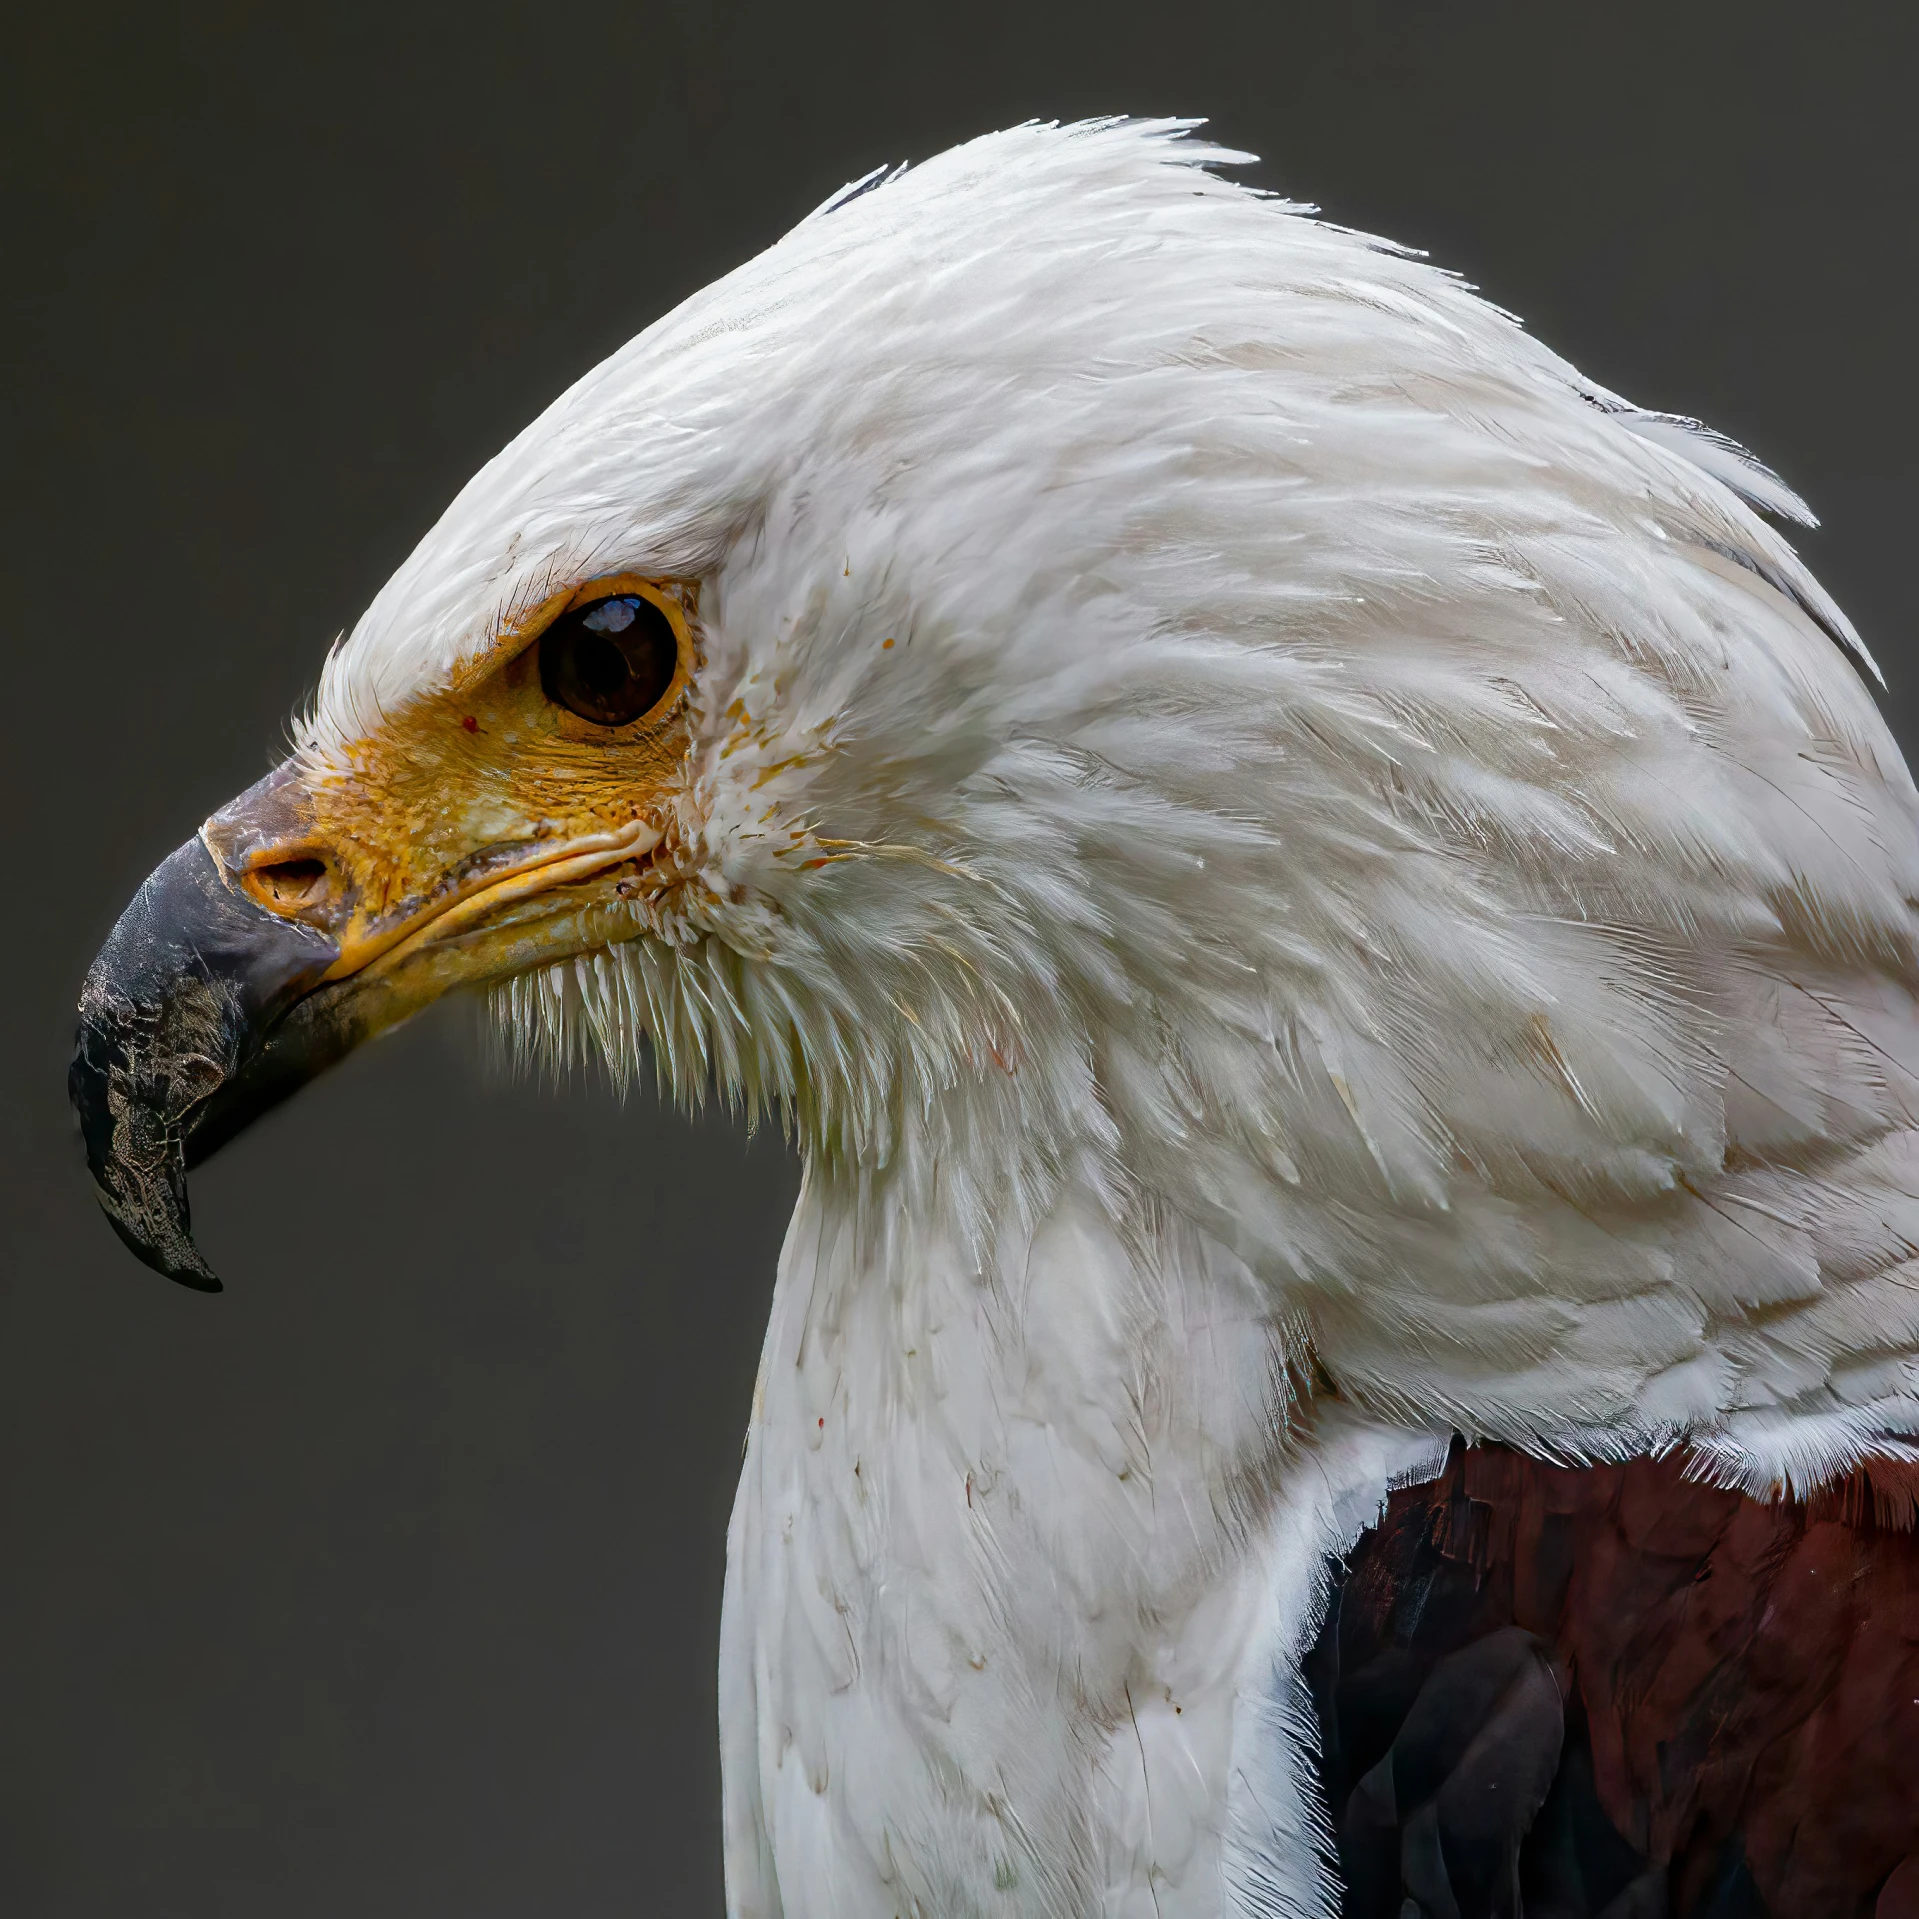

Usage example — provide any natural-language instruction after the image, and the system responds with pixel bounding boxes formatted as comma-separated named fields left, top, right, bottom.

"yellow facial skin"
left=203, top=574, right=698, bottom=984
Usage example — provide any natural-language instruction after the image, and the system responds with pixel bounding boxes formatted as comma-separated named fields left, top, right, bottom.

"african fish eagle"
left=72, top=120, right=1919, bottom=1918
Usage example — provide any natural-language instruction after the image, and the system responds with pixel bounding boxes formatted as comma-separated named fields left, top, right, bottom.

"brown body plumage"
left=1315, top=1448, right=1919, bottom=1915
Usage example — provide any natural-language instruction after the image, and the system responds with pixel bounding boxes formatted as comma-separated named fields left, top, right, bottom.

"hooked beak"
left=69, top=834, right=340, bottom=1290
left=71, top=762, right=661, bottom=1290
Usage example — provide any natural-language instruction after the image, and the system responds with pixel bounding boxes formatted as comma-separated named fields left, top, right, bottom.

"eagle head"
left=70, top=119, right=1914, bottom=1502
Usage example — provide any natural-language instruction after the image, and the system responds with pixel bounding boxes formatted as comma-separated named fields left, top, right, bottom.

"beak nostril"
left=249, top=857, right=332, bottom=913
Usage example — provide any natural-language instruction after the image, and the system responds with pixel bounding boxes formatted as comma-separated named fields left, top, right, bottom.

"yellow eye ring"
left=510, top=574, right=695, bottom=734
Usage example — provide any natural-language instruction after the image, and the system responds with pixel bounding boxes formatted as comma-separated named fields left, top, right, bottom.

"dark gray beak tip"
left=98, top=1197, right=224, bottom=1292
left=70, top=833, right=339, bottom=1291
left=69, top=990, right=226, bottom=1293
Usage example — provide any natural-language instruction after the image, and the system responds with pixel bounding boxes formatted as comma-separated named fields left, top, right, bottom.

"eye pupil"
left=539, top=594, right=678, bottom=727
left=575, top=632, right=630, bottom=700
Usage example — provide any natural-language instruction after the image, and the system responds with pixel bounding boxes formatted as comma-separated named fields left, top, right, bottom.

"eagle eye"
left=539, top=593, right=678, bottom=727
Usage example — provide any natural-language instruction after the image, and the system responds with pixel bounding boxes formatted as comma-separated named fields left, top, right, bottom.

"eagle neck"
left=718, top=1151, right=1434, bottom=1918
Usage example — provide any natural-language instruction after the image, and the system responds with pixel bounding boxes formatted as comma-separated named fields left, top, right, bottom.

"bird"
left=70, top=118, right=1919, bottom=1918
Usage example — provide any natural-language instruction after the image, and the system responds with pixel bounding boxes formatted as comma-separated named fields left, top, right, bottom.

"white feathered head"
left=75, top=119, right=1919, bottom=1484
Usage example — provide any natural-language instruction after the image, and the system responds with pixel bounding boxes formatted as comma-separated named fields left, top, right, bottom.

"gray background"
left=4, top=2, right=1915, bottom=1911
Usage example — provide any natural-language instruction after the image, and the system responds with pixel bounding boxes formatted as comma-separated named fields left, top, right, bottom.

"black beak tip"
left=99, top=1202, right=225, bottom=1292
left=70, top=1011, right=226, bottom=1294
left=71, top=828, right=339, bottom=1294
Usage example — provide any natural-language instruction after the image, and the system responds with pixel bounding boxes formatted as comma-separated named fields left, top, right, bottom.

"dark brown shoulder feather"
left=1305, top=1443, right=1919, bottom=1918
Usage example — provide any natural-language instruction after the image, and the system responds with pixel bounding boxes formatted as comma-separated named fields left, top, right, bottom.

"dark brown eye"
left=539, top=593, right=678, bottom=727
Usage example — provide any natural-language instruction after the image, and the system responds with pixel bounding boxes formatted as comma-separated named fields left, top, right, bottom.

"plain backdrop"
left=4, top=3, right=1916, bottom=1912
